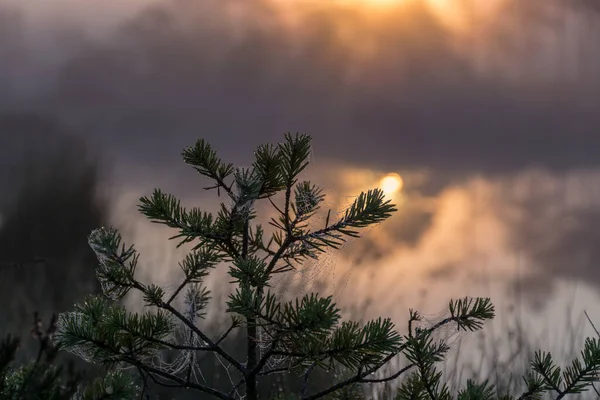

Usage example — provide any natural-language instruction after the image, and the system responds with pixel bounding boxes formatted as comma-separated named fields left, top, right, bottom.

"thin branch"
left=158, top=300, right=244, bottom=373
left=228, top=378, right=245, bottom=397
left=129, top=334, right=211, bottom=352
left=213, top=174, right=235, bottom=199
left=134, top=365, right=151, bottom=400
left=515, top=389, right=540, bottom=400
left=242, top=216, right=260, bottom=400
left=300, top=362, right=317, bottom=397
left=359, top=363, right=415, bottom=384
left=216, top=320, right=239, bottom=346
left=268, top=196, right=285, bottom=218
left=142, top=371, right=182, bottom=389
left=129, top=358, right=235, bottom=400
left=264, top=236, right=293, bottom=277
left=166, top=276, right=191, bottom=305
left=252, top=335, right=281, bottom=375
left=258, top=367, right=290, bottom=376
left=584, top=310, right=600, bottom=337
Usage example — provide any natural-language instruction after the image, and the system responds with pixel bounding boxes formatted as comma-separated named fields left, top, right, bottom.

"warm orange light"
left=347, top=0, right=404, bottom=5
left=269, top=0, right=406, bottom=9
left=268, top=0, right=506, bottom=34
left=380, top=173, right=404, bottom=195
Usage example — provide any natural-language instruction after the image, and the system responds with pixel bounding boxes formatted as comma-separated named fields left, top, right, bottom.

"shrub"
left=0, top=313, right=137, bottom=400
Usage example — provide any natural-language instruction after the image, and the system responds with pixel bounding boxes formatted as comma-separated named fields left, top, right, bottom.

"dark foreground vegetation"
left=3, top=130, right=600, bottom=399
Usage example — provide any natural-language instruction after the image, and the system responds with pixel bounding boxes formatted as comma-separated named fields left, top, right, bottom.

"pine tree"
left=53, top=134, right=600, bottom=399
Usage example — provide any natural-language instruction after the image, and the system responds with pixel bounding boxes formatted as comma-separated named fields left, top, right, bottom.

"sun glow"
left=380, top=173, right=404, bottom=195
left=339, top=0, right=404, bottom=6
left=268, top=0, right=505, bottom=35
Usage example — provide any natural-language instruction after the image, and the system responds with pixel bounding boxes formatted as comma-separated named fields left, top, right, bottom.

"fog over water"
left=2, top=0, right=600, bottom=368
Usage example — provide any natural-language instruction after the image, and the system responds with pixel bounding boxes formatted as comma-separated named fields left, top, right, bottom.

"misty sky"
left=2, top=0, right=600, bottom=331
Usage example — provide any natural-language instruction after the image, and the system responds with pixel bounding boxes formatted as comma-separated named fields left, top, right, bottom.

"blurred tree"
left=0, top=113, right=111, bottom=362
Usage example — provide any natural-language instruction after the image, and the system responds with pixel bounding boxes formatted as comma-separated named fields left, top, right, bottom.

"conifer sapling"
left=54, top=134, right=600, bottom=399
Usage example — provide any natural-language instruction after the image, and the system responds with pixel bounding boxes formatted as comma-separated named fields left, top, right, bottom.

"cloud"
left=308, top=165, right=600, bottom=312
left=1, top=0, right=600, bottom=181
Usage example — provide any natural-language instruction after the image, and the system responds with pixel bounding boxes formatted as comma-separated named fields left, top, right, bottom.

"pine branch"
left=264, top=188, right=397, bottom=275
left=252, top=143, right=286, bottom=198
left=137, top=189, right=240, bottom=257
left=69, top=228, right=246, bottom=376
left=181, top=138, right=235, bottom=199
left=300, top=297, right=494, bottom=399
